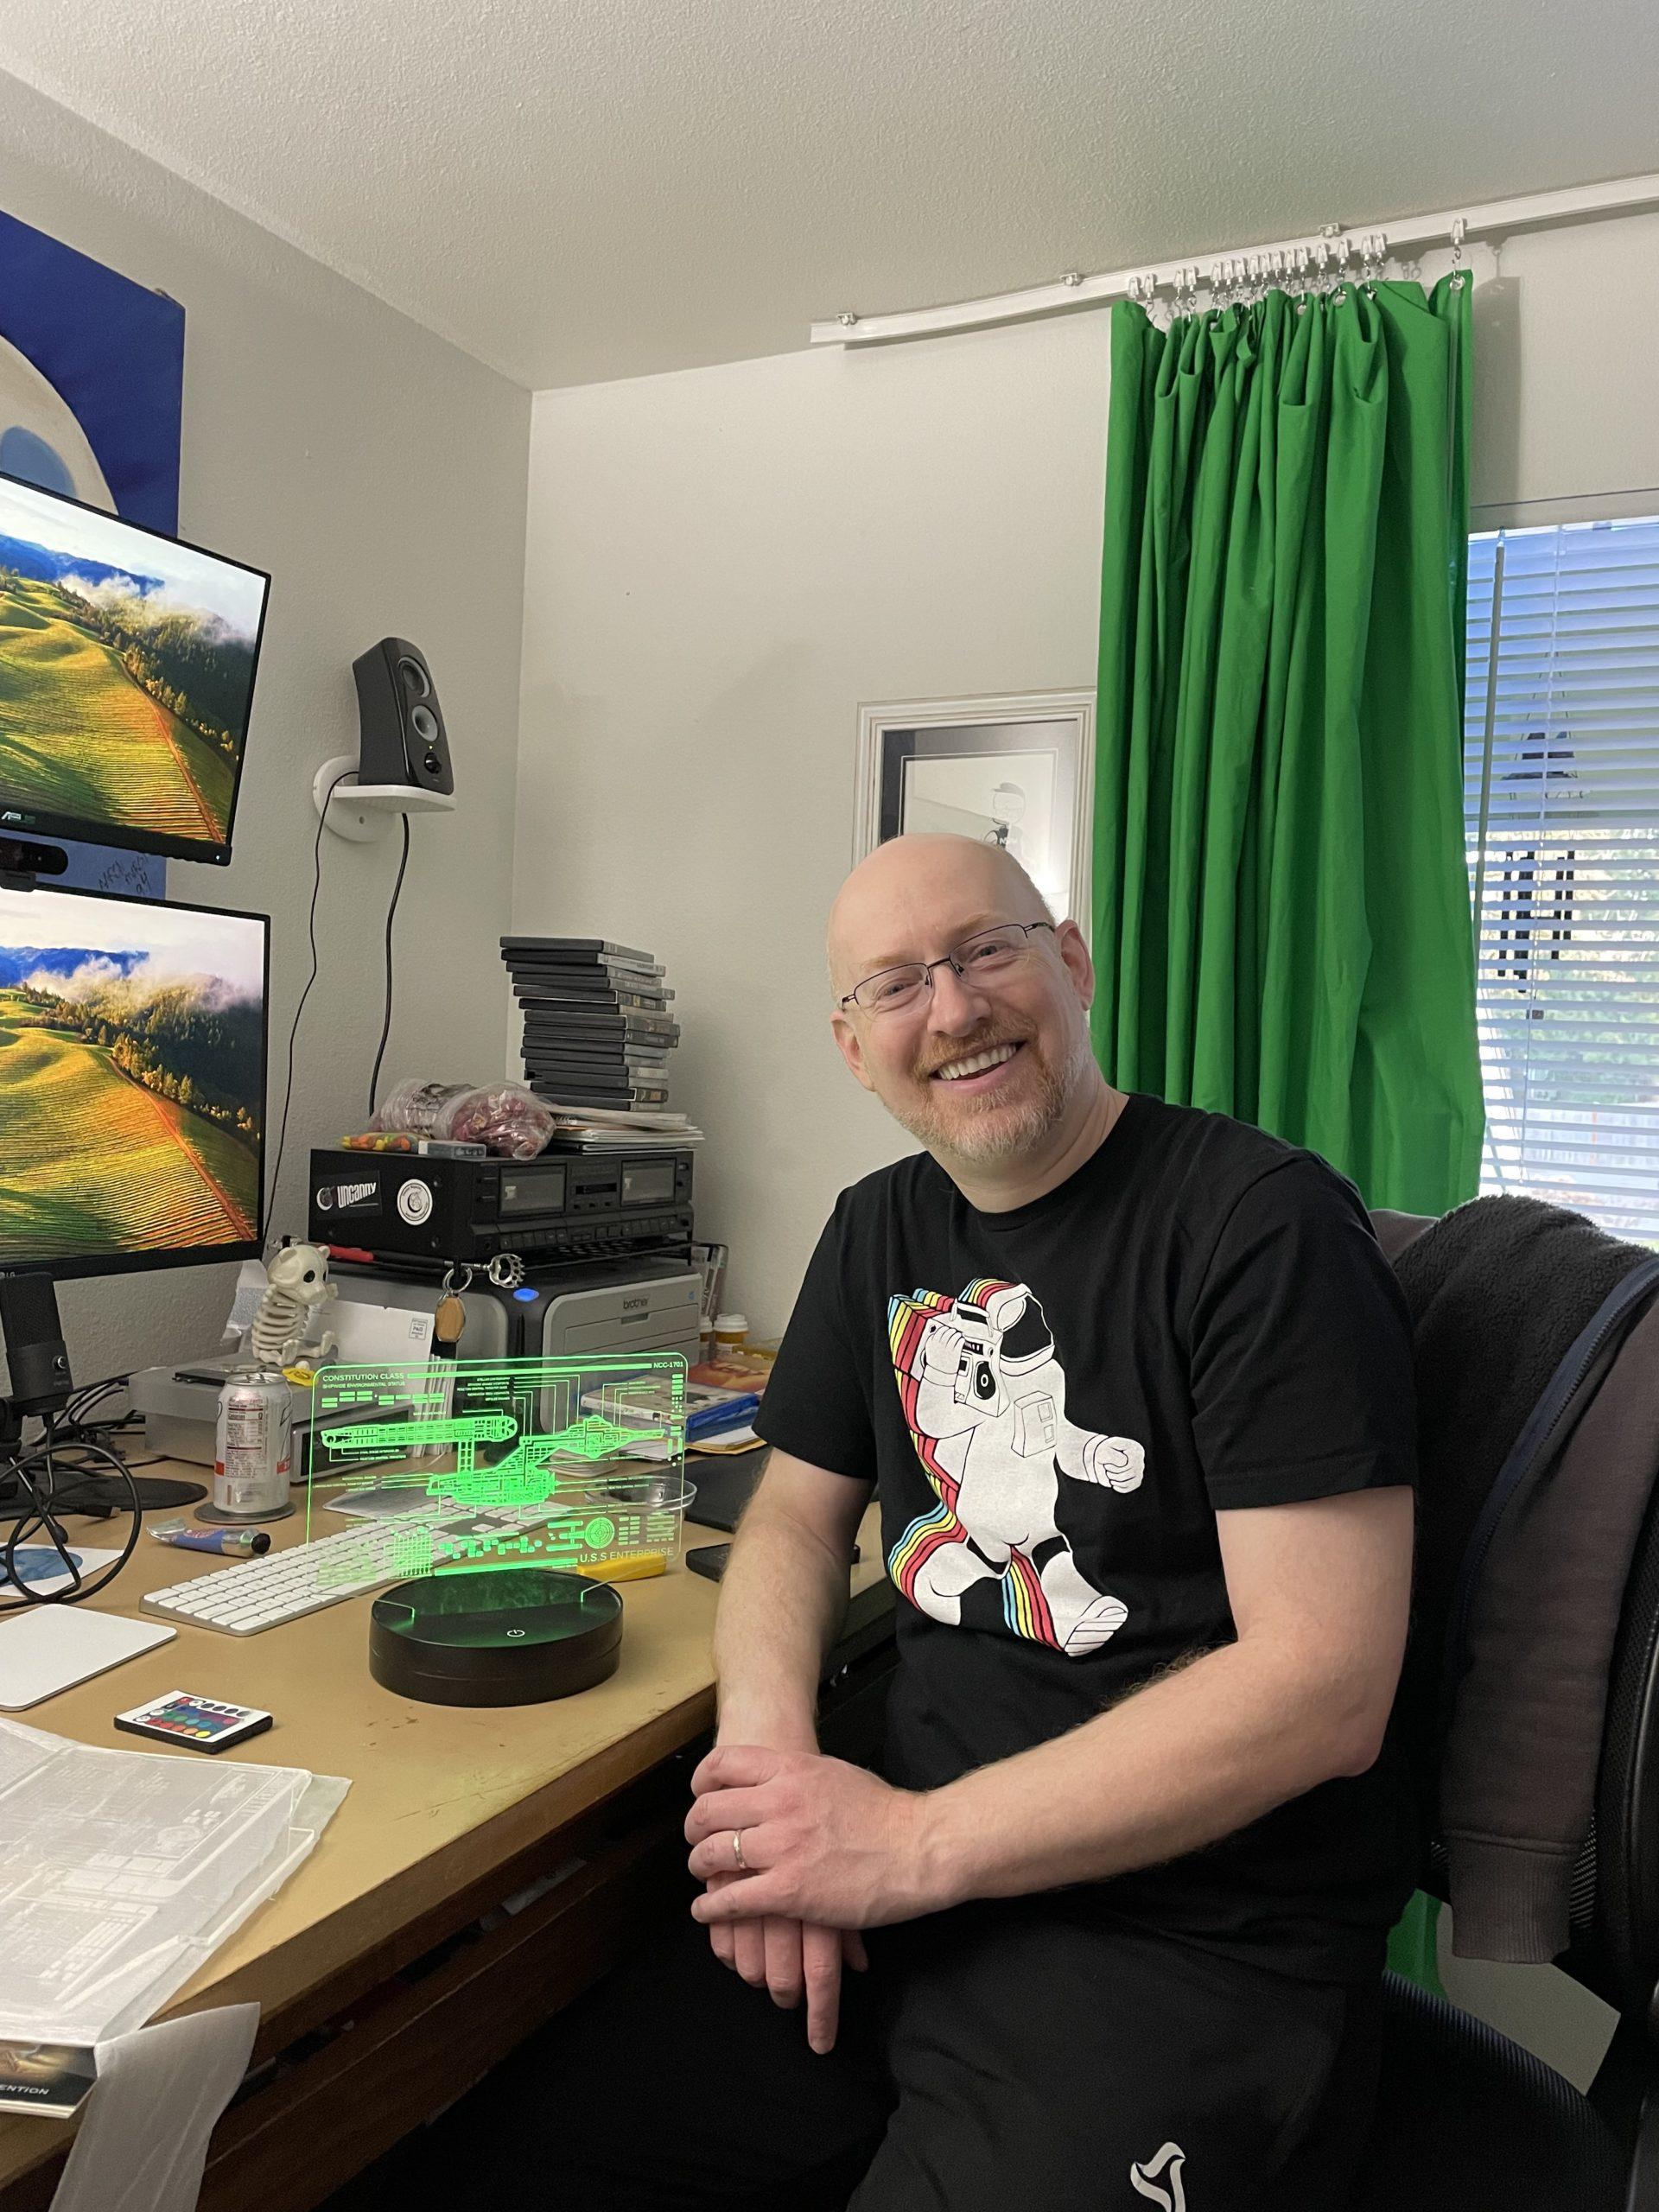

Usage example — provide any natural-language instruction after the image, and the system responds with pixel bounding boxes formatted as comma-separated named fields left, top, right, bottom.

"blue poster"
left=0, top=208, right=184, bottom=896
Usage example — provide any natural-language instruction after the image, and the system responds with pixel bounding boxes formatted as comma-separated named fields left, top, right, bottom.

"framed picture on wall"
left=854, top=690, right=1095, bottom=936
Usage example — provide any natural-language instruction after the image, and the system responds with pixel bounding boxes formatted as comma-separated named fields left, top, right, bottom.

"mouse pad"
left=683, top=1448, right=770, bottom=1532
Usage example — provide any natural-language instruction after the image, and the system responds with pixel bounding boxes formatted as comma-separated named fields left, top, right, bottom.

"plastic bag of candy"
left=373, top=1077, right=555, bottom=1160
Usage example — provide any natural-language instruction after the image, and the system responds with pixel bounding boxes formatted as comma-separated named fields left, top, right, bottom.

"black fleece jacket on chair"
left=1376, top=1194, right=1659, bottom=1961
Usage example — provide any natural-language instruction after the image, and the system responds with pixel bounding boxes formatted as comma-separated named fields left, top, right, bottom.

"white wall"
left=1469, top=207, right=1659, bottom=516
left=0, top=70, right=531, bottom=1383
left=515, top=314, right=1110, bottom=1332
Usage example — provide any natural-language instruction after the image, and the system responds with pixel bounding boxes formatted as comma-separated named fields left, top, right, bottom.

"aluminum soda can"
left=213, top=1367, right=293, bottom=1519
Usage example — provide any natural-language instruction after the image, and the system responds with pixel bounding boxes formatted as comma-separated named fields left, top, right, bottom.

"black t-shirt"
left=754, top=1093, right=1419, bottom=1981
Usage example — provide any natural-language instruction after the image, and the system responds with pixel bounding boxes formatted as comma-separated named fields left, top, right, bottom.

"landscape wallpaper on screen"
left=0, top=476, right=264, bottom=849
left=0, top=887, right=264, bottom=1263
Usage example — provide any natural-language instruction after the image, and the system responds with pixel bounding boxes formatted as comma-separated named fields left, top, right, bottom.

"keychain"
left=415, top=1268, right=469, bottom=1462
left=432, top=1287, right=468, bottom=1362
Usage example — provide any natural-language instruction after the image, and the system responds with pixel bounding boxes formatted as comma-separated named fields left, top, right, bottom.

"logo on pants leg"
left=1129, top=2141, right=1187, bottom=2211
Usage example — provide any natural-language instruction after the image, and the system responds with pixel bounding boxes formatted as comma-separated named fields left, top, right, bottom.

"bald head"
left=828, top=835, right=1053, bottom=1000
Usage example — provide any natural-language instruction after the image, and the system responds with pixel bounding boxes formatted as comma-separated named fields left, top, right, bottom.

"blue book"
left=685, top=1395, right=761, bottom=1440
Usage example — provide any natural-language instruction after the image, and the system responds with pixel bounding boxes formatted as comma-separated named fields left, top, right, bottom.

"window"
left=1465, top=519, right=1659, bottom=1242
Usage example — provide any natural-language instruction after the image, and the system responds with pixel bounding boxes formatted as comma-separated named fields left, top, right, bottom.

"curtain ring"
left=1449, top=215, right=1468, bottom=291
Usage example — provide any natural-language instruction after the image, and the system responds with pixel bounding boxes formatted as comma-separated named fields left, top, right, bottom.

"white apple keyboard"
left=141, top=1504, right=568, bottom=1636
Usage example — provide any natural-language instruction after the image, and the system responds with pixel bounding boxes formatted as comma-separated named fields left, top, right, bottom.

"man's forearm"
left=690, top=1490, right=1410, bottom=1939
left=713, top=1501, right=853, bottom=1750
left=919, top=1635, right=1383, bottom=1910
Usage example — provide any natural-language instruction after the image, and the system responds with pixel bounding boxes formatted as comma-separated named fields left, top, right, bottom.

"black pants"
left=416, top=1891, right=1382, bottom=2212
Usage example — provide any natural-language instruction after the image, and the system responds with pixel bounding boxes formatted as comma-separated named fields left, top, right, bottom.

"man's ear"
left=1054, top=919, right=1095, bottom=1013
left=831, top=1009, right=877, bottom=1093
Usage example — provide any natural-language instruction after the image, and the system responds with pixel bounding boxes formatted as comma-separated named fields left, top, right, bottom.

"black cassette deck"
left=307, top=1147, right=693, bottom=1265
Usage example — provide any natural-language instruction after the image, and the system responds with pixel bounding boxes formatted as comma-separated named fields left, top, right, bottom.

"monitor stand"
left=0, top=1274, right=205, bottom=1516
left=0, top=1470, right=207, bottom=1522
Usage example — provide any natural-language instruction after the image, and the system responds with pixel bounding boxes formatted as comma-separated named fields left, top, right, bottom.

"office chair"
left=1345, top=1342, right=1659, bottom=2210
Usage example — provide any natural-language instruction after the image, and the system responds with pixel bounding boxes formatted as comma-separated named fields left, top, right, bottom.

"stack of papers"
left=540, top=1103, right=704, bottom=1150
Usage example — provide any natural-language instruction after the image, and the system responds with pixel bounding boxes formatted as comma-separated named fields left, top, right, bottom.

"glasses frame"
left=838, top=920, right=1057, bottom=1014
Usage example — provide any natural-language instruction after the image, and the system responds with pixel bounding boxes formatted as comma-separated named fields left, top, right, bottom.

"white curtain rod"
left=809, top=170, right=1659, bottom=349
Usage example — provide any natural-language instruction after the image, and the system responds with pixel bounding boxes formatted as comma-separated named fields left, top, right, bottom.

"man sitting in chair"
left=508, top=831, right=1417, bottom=2210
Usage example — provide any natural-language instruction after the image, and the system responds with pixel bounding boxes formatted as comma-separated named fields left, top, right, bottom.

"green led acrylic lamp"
left=308, top=1352, right=690, bottom=1707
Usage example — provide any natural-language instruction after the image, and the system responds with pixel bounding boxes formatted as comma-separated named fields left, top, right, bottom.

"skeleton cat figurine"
left=249, top=1242, right=339, bottom=1370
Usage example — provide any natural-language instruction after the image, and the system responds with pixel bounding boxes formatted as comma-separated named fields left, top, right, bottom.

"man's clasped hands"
left=683, top=1744, right=946, bottom=2053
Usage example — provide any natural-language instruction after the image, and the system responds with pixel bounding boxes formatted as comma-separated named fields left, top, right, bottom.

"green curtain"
left=1091, top=278, right=1483, bottom=1215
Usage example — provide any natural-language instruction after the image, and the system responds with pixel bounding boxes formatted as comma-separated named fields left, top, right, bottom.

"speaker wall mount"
left=317, top=637, right=459, bottom=842
left=314, top=755, right=455, bottom=843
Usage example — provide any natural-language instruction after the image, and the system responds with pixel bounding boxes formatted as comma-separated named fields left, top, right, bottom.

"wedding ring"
left=732, top=1828, right=747, bottom=1870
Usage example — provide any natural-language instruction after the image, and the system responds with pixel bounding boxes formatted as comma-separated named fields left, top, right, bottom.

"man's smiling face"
left=828, top=835, right=1097, bottom=1167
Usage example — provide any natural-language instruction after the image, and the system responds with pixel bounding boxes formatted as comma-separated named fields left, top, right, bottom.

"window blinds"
left=1464, top=518, right=1659, bottom=1243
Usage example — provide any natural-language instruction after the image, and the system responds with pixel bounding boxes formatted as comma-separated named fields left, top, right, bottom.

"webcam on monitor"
left=0, top=472, right=270, bottom=868
left=0, top=836, right=67, bottom=883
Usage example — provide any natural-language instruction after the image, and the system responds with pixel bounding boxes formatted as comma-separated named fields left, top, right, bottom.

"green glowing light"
left=316, top=1411, right=518, bottom=1452
left=306, top=1353, right=690, bottom=1577
left=542, top=1413, right=668, bottom=1460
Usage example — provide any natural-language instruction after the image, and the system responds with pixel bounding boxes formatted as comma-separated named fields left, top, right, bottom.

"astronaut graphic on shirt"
left=886, top=1277, right=1146, bottom=1656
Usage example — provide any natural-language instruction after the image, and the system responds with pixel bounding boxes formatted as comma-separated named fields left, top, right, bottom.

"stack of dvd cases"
left=501, top=938, right=678, bottom=1110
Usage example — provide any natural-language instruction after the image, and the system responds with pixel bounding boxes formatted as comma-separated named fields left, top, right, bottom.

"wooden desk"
left=0, top=1469, right=893, bottom=2211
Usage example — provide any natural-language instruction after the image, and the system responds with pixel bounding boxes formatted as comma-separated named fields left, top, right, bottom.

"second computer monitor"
left=0, top=472, right=270, bottom=867
left=0, top=880, right=268, bottom=1279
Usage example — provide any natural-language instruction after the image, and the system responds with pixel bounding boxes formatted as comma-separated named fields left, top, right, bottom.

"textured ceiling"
left=2, top=0, right=1656, bottom=390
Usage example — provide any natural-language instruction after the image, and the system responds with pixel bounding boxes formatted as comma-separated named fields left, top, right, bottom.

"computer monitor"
left=0, top=880, right=268, bottom=1281
left=0, top=473, right=270, bottom=867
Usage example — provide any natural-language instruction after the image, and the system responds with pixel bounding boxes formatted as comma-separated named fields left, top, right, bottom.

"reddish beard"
left=894, top=1027, right=1084, bottom=1162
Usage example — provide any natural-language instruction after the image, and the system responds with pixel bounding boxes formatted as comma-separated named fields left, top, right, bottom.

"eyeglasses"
left=839, top=921, right=1056, bottom=1015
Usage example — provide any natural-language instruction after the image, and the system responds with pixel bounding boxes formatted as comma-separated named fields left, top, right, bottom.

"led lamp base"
left=368, top=1567, right=623, bottom=1706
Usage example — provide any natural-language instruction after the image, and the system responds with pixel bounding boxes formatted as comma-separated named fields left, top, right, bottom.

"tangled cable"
left=0, top=1414, right=142, bottom=1611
